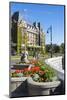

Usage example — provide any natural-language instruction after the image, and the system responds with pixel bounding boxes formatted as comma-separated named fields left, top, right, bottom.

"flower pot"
left=27, top=77, right=60, bottom=96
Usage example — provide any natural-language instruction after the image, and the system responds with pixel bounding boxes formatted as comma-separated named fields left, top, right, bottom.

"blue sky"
left=10, top=2, right=65, bottom=45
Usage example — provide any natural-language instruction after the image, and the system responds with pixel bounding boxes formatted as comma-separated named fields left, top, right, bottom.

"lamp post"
left=47, top=25, right=52, bottom=58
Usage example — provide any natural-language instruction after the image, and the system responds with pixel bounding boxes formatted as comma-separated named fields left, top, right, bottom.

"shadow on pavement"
left=11, top=80, right=29, bottom=98
left=11, top=79, right=65, bottom=98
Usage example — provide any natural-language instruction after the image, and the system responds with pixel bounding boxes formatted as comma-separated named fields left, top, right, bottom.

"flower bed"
left=11, top=59, right=57, bottom=82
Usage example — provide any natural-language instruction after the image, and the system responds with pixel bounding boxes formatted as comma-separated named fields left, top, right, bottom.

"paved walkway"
left=11, top=80, right=65, bottom=98
left=11, top=80, right=29, bottom=98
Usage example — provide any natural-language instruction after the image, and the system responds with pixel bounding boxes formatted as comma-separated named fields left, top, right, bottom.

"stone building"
left=11, top=12, right=45, bottom=56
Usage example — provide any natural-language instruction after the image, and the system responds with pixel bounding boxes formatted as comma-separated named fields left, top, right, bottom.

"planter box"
left=27, top=77, right=60, bottom=96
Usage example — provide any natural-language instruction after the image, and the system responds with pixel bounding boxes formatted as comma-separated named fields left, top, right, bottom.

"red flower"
left=15, top=70, right=20, bottom=73
left=31, top=66, right=40, bottom=72
left=15, top=70, right=24, bottom=73
left=21, top=69, right=24, bottom=73
left=23, top=68, right=29, bottom=73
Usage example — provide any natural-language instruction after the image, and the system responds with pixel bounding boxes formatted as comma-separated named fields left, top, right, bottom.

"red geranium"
left=15, top=70, right=21, bottom=73
left=24, top=68, right=29, bottom=72
left=21, top=69, right=24, bottom=73
left=30, top=66, right=40, bottom=73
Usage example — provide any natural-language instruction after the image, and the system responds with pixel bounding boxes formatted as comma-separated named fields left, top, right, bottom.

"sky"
left=10, top=2, right=65, bottom=45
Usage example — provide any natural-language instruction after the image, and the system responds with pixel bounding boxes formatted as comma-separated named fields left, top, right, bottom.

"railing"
left=45, top=56, right=64, bottom=81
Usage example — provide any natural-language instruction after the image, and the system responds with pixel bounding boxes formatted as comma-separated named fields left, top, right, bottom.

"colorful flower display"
left=11, top=60, right=57, bottom=82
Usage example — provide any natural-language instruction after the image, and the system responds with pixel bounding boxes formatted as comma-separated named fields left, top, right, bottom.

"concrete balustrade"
left=45, top=56, right=64, bottom=81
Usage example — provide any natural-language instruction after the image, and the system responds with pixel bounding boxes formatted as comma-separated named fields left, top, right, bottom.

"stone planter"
left=27, top=77, right=60, bottom=96
left=10, top=77, right=27, bottom=92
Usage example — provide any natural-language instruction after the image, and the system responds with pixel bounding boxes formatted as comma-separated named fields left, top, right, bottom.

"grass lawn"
left=11, top=52, right=63, bottom=61
left=11, top=55, right=34, bottom=61
left=11, top=55, right=21, bottom=60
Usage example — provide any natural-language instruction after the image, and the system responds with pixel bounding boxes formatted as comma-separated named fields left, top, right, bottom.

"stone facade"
left=17, top=19, right=45, bottom=55
left=11, top=12, right=45, bottom=55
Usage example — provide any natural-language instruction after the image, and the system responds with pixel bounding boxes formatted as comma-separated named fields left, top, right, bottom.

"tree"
left=17, top=20, right=28, bottom=54
left=22, top=32, right=28, bottom=51
left=60, top=43, right=64, bottom=54
left=45, top=44, right=51, bottom=53
left=52, top=44, right=60, bottom=53
left=46, top=44, right=60, bottom=53
left=40, top=32, right=45, bottom=55
left=17, top=26, right=22, bottom=54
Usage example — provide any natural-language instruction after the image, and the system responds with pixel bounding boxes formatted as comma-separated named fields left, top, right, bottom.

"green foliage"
left=11, top=72, right=23, bottom=77
left=22, top=32, right=28, bottom=52
left=32, top=74, right=40, bottom=81
left=60, top=43, right=64, bottom=53
left=40, top=64, right=56, bottom=81
left=22, top=32, right=28, bottom=46
left=40, top=66, right=46, bottom=71
left=46, top=44, right=60, bottom=53
left=45, top=44, right=51, bottom=52
left=45, top=43, right=64, bottom=56
left=52, top=44, right=60, bottom=53
left=17, top=27, right=22, bottom=54
left=34, top=60, right=44, bottom=67
left=34, top=59, right=57, bottom=82
left=43, top=67, right=56, bottom=81
left=40, top=32, right=45, bottom=56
